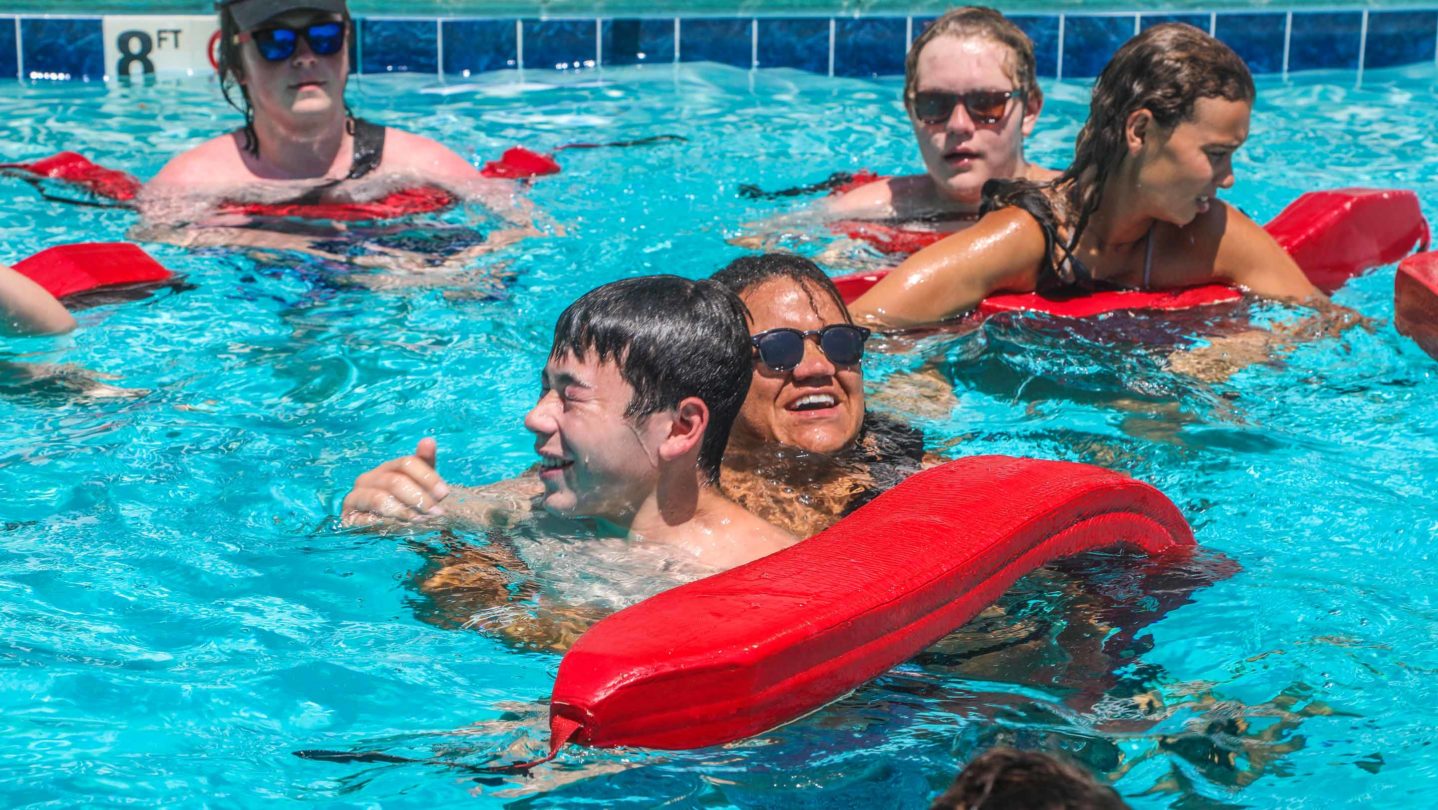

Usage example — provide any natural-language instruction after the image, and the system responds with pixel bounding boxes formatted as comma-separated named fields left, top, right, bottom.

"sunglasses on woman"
left=751, top=325, right=872, bottom=372
left=234, top=21, right=346, bottom=62
left=912, top=89, right=1022, bottom=125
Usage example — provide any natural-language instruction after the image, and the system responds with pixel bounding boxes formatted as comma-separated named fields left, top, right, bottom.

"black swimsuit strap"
left=346, top=118, right=386, bottom=180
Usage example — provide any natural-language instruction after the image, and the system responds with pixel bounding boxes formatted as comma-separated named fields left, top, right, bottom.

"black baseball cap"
left=218, top=0, right=347, bottom=31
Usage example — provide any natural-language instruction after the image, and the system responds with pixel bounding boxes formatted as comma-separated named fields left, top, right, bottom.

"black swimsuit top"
left=249, top=117, right=386, bottom=207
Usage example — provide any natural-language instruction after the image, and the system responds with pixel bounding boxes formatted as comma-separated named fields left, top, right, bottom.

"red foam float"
left=14, top=243, right=174, bottom=299
left=834, top=188, right=1429, bottom=320
left=218, top=186, right=457, bottom=222
left=1396, top=250, right=1438, bottom=360
left=543, top=456, right=1194, bottom=755
left=1, top=146, right=562, bottom=222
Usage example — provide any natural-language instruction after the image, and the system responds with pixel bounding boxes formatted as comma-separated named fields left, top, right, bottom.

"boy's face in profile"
left=524, top=351, right=669, bottom=523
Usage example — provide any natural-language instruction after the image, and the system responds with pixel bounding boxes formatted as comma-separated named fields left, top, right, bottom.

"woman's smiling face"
left=732, top=278, right=866, bottom=455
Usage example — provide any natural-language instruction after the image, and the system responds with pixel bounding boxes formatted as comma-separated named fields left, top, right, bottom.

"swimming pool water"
left=2, top=63, right=1437, bottom=807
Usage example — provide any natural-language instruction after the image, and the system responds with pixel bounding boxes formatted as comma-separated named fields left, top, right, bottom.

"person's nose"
left=524, top=391, right=559, bottom=438
left=791, top=336, right=837, bottom=382
left=1216, top=156, right=1237, bottom=190
left=945, top=101, right=977, bottom=139
left=290, top=34, right=318, bottom=66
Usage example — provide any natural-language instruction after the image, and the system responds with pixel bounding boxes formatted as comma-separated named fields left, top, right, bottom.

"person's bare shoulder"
left=379, top=128, right=483, bottom=181
left=827, top=175, right=935, bottom=218
left=1024, top=163, right=1061, bottom=183
left=147, top=133, right=249, bottom=192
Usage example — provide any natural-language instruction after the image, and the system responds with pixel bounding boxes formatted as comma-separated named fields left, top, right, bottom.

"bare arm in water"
left=0, top=265, right=76, bottom=336
left=341, top=438, right=605, bottom=651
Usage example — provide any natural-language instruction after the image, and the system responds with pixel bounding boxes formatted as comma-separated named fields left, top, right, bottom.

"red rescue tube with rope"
left=1396, top=250, right=1438, bottom=360
left=14, top=243, right=173, bottom=299
left=540, top=456, right=1194, bottom=756
left=0, top=147, right=561, bottom=221
left=833, top=188, right=1430, bottom=319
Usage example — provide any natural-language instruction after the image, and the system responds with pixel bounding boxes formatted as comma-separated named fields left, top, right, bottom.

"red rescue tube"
left=2, top=147, right=562, bottom=222
left=1267, top=188, right=1430, bottom=293
left=546, top=456, right=1194, bottom=753
left=218, top=186, right=458, bottom=222
left=834, top=188, right=1430, bottom=319
left=1396, top=250, right=1438, bottom=360
left=1, top=151, right=144, bottom=201
left=14, top=243, right=174, bottom=299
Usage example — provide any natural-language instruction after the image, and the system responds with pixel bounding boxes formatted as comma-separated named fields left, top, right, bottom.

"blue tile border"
left=441, top=18, right=516, bottom=75
left=0, top=18, right=16, bottom=80
left=1214, top=12, right=1287, bottom=76
left=4, top=9, right=1438, bottom=83
left=680, top=17, right=752, bottom=68
left=1063, top=15, right=1136, bottom=79
left=1011, top=15, right=1060, bottom=79
left=758, top=17, right=829, bottom=73
left=1365, top=10, right=1438, bottom=69
left=523, top=18, right=596, bottom=70
left=360, top=18, right=437, bottom=74
left=603, top=18, right=673, bottom=67
left=21, top=17, right=103, bottom=81
left=1289, top=11, right=1364, bottom=72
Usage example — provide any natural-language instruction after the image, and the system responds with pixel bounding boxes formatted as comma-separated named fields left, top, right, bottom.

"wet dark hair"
left=930, top=748, right=1129, bottom=810
left=550, top=276, right=752, bottom=483
left=710, top=253, right=853, bottom=325
left=985, top=23, right=1255, bottom=285
left=904, top=7, right=1041, bottom=111
left=215, top=1, right=354, bottom=158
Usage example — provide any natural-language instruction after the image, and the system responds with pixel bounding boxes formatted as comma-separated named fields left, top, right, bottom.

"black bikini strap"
left=347, top=118, right=386, bottom=180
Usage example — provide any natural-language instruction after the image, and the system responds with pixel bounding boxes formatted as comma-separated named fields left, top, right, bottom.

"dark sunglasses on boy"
left=912, top=89, right=1023, bottom=126
left=751, top=325, right=872, bottom=372
left=234, top=21, right=346, bottom=62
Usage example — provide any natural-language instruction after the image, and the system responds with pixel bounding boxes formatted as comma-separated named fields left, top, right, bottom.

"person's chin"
left=780, top=420, right=854, bottom=455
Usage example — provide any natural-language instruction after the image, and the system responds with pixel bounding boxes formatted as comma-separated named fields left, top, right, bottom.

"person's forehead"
left=915, top=35, right=1019, bottom=90
left=742, top=279, right=847, bottom=330
left=1180, top=97, right=1251, bottom=142
left=547, top=350, right=633, bottom=394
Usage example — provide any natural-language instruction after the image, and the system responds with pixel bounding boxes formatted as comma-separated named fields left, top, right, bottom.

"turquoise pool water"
left=2, top=63, right=1437, bottom=807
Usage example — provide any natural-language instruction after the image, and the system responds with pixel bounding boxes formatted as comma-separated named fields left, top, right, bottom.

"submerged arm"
left=416, top=537, right=609, bottom=653
left=848, top=207, right=1048, bottom=329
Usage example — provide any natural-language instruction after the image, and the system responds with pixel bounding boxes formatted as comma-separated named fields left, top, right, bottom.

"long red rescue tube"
left=1396, top=250, right=1438, bottom=360
left=832, top=188, right=1430, bottom=319
left=14, top=243, right=173, bottom=299
left=543, top=456, right=1194, bottom=755
left=0, top=147, right=561, bottom=222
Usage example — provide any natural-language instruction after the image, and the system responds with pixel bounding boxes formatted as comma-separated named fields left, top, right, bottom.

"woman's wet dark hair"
left=930, top=747, right=1128, bottom=810
left=985, top=23, right=1255, bottom=284
left=216, top=0, right=354, bottom=158
left=710, top=253, right=853, bottom=325
left=550, top=276, right=752, bottom=484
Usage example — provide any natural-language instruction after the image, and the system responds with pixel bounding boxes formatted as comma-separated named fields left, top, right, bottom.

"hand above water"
left=342, top=437, right=451, bottom=528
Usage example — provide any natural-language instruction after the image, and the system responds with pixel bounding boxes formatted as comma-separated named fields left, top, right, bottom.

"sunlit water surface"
left=2, top=63, right=1437, bottom=807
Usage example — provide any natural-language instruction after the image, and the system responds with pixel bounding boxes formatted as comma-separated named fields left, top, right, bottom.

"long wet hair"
left=903, top=7, right=1041, bottom=113
left=215, top=1, right=355, bottom=158
left=985, top=23, right=1255, bottom=284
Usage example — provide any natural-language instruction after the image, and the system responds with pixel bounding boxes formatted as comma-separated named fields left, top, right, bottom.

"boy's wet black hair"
left=930, top=747, right=1129, bottom=810
left=550, top=275, right=752, bottom=483
left=710, top=253, right=853, bottom=325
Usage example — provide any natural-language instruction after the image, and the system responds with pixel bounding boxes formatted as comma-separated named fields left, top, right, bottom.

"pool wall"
left=2, top=7, right=1436, bottom=83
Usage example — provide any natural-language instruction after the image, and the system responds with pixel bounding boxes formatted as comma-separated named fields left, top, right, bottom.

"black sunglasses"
left=912, top=89, right=1022, bottom=125
left=234, top=21, right=346, bottom=62
left=751, top=325, right=872, bottom=372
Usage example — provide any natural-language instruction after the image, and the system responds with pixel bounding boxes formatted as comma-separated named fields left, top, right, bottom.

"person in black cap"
left=140, top=0, right=533, bottom=270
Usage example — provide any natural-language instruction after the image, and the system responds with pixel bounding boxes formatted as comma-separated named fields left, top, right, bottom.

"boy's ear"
left=657, top=397, right=710, bottom=464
